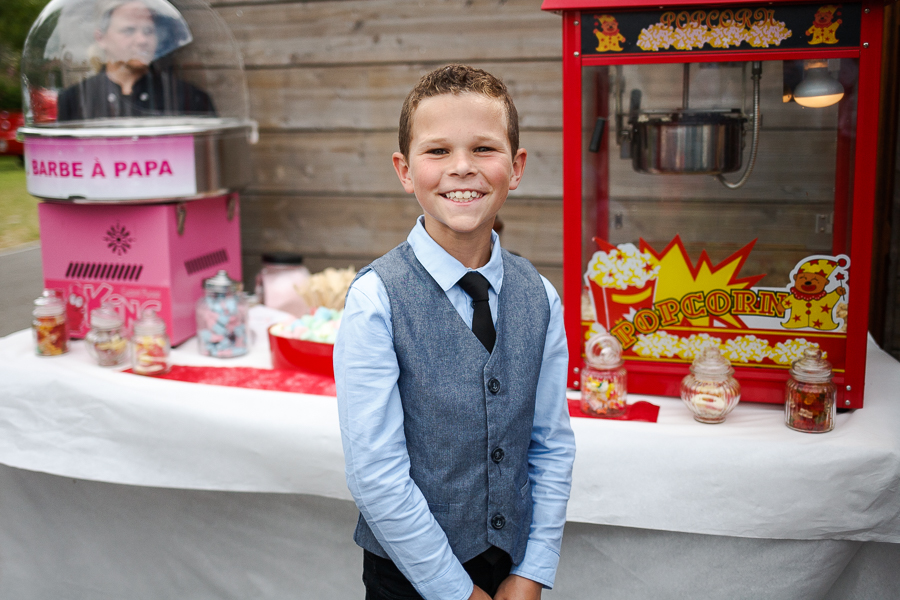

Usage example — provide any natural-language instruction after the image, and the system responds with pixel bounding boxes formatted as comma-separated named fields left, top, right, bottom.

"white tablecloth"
left=2, top=306, right=900, bottom=544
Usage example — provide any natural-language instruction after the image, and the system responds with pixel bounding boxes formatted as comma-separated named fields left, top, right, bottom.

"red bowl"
left=268, top=325, right=334, bottom=377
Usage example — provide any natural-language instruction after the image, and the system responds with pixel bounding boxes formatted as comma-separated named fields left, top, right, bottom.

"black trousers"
left=363, top=547, right=512, bottom=599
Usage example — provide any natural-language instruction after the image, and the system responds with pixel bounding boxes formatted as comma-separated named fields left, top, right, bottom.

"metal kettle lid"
left=633, top=109, right=745, bottom=125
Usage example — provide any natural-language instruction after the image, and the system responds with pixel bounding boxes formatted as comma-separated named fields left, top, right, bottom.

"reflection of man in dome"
left=57, top=0, right=215, bottom=121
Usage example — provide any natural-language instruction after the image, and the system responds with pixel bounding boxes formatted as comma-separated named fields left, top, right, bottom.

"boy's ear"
left=508, top=148, right=528, bottom=191
left=392, top=152, right=416, bottom=194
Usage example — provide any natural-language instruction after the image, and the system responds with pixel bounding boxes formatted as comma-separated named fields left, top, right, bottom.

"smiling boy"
left=335, top=65, right=575, bottom=600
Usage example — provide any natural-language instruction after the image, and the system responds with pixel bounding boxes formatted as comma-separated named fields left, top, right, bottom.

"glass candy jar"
left=32, top=290, right=69, bottom=356
left=131, top=309, right=171, bottom=376
left=580, top=328, right=627, bottom=417
left=255, top=252, right=311, bottom=316
left=785, top=348, right=836, bottom=433
left=196, top=270, right=249, bottom=358
left=85, top=304, right=128, bottom=367
left=680, top=347, right=741, bottom=424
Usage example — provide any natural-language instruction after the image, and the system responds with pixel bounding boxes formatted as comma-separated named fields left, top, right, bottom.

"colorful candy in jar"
left=32, top=290, right=69, bottom=356
left=131, top=309, right=171, bottom=376
left=85, top=303, right=128, bottom=367
left=580, top=327, right=627, bottom=417
left=196, top=270, right=249, bottom=358
left=680, top=346, right=741, bottom=424
left=785, top=348, right=835, bottom=433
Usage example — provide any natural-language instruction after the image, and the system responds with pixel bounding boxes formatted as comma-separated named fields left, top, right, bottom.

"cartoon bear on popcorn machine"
left=781, top=257, right=848, bottom=331
left=542, top=0, right=892, bottom=409
left=593, top=15, right=626, bottom=52
left=806, top=5, right=843, bottom=45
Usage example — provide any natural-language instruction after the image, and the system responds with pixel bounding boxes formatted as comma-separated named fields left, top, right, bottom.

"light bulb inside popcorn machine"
left=793, top=59, right=845, bottom=109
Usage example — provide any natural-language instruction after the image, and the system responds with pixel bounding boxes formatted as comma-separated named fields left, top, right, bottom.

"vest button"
left=487, top=378, right=501, bottom=394
left=491, top=448, right=504, bottom=463
left=491, top=514, right=506, bottom=530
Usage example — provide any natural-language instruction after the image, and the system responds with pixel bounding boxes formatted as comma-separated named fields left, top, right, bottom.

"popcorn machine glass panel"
left=582, top=58, right=857, bottom=285
left=580, top=57, right=860, bottom=406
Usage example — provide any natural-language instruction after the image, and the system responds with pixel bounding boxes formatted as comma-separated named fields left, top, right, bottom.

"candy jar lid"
left=33, top=290, right=65, bottom=316
left=584, top=327, right=624, bottom=369
left=789, top=348, right=833, bottom=383
left=90, top=304, right=123, bottom=330
left=133, top=309, right=167, bottom=336
left=203, top=269, right=240, bottom=294
left=690, top=346, right=733, bottom=381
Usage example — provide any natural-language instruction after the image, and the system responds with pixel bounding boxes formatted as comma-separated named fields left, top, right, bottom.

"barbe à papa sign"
left=25, top=135, right=197, bottom=201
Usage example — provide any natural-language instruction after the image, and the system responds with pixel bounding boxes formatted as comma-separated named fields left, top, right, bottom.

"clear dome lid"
left=90, top=303, right=124, bottom=329
left=584, top=326, right=624, bottom=369
left=133, top=308, right=166, bottom=336
left=21, top=0, right=251, bottom=126
left=33, top=289, right=66, bottom=317
left=789, top=348, right=833, bottom=384
left=689, top=346, right=734, bottom=380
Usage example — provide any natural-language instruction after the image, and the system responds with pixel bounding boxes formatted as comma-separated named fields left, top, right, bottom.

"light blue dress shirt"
left=335, top=217, right=575, bottom=600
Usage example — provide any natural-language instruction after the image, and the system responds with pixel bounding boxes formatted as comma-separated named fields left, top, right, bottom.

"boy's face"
left=393, top=93, right=526, bottom=248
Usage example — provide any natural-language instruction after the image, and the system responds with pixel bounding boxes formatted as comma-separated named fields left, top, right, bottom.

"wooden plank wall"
left=206, top=0, right=567, bottom=292
left=204, top=0, right=897, bottom=337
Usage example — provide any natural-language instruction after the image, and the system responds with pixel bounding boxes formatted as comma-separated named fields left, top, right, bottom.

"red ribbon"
left=567, top=398, right=660, bottom=423
left=125, top=365, right=337, bottom=397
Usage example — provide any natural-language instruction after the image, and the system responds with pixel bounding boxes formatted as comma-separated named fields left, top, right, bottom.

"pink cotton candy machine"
left=19, top=0, right=257, bottom=345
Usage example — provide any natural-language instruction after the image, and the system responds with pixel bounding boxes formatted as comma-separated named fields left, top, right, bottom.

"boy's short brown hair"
left=398, top=64, right=519, bottom=159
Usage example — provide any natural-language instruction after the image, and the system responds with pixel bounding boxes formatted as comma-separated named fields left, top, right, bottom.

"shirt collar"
left=407, top=216, right=504, bottom=295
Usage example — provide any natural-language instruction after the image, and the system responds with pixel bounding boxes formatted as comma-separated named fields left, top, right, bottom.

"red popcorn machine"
left=18, top=0, right=257, bottom=345
left=542, top=0, right=895, bottom=408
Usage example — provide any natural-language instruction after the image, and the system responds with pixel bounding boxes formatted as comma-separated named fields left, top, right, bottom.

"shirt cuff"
left=414, top=558, right=473, bottom=600
left=509, top=542, right=561, bottom=589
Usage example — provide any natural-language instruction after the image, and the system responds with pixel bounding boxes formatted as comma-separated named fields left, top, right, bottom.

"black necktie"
left=457, top=271, right=495, bottom=353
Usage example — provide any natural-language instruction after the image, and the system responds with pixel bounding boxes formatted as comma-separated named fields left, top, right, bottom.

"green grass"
left=0, top=154, right=40, bottom=250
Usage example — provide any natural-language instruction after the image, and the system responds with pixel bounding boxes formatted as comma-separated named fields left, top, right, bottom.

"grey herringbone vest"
left=353, top=242, right=550, bottom=565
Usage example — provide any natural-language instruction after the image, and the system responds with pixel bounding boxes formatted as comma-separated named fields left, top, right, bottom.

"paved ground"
left=0, top=243, right=44, bottom=337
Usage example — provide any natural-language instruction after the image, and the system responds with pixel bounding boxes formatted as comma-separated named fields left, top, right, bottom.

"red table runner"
left=129, top=366, right=658, bottom=422
left=128, top=365, right=337, bottom=397
left=567, top=398, right=660, bottom=423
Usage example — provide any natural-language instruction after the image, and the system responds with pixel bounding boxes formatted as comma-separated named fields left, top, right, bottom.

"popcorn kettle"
left=610, top=61, right=762, bottom=188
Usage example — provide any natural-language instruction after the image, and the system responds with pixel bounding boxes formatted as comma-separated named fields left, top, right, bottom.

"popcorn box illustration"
left=585, top=242, right=660, bottom=330
left=581, top=236, right=851, bottom=403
